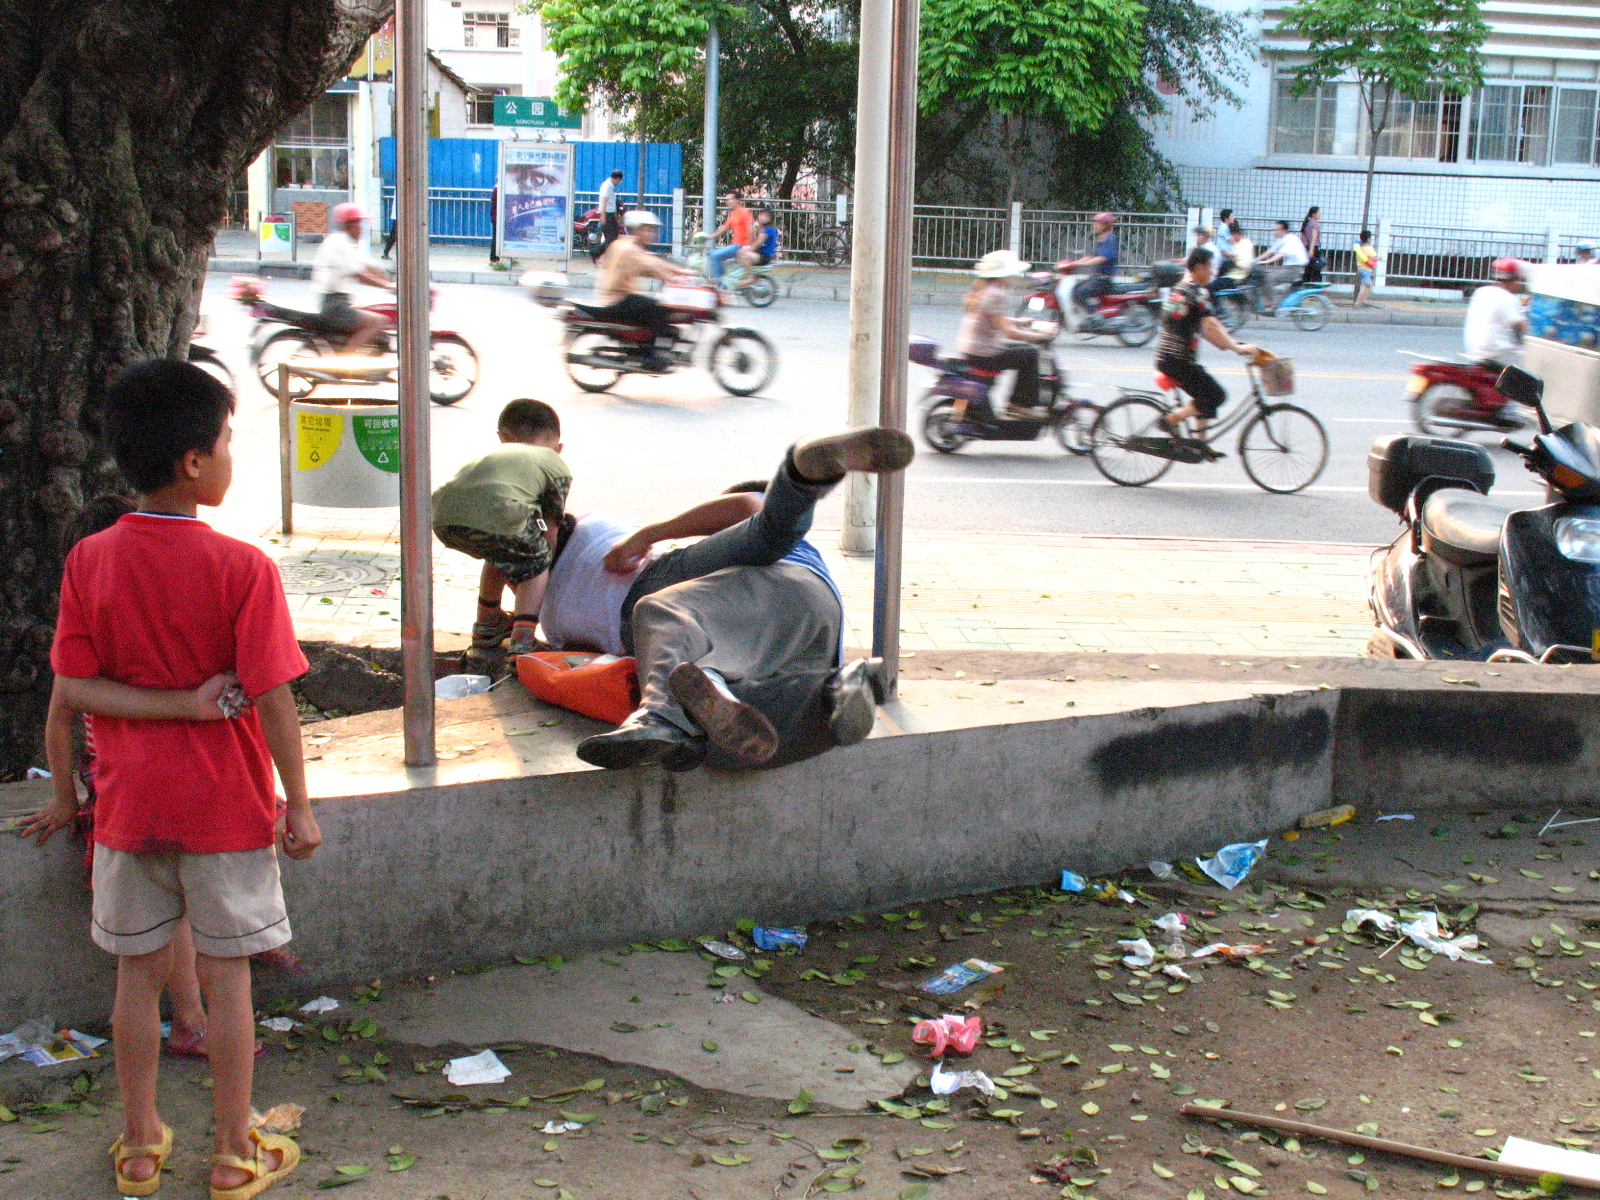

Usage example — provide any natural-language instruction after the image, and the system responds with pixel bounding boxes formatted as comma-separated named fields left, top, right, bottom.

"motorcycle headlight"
left=1554, top=516, right=1600, bottom=564
left=1026, top=296, right=1046, bottom=311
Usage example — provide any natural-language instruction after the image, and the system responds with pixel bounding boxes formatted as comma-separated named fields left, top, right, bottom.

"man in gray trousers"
left=531, top=426, right=914, bottom=771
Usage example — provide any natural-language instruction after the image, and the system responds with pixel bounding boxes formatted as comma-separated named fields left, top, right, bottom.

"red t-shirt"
left=728, top=206, right=754, bottom=247
left=51, top=514, right=308, bottom=855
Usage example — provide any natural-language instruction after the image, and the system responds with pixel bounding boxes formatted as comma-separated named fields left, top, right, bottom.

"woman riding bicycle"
left=1156, top=247, right=1259, bottom=454
left=959, top=250, right=1056, bottom=417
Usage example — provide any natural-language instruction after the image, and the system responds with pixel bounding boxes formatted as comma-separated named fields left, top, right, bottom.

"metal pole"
left=841, top=0, right=894, bottom=557
left=277, top=365, right=292, bottom=537
left=637, top=96, right=649, bottom=209
left=396, top=0, right=436, bottom=767
left=870, top=0, right=919, bottom=696
left=702, top=21, right=720, bottom=239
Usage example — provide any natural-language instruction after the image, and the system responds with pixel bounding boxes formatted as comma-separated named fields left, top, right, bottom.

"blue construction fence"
left=378, top=138, right=682, bottom=244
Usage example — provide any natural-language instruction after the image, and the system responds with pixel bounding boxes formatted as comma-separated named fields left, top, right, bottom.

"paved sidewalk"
left=221, top=508, right=1377, bottom=658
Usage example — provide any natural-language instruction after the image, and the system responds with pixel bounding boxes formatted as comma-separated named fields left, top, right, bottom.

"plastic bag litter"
left=541, top=1119, right=584, bottom=1134
left=1346, top=909, right=1399, bottom=933
left=1059, top=870, right=1088, bottom=892
left=1153, top=912, right=1188, bottom=938
left=1148, top=861, right=1175, bottom=880
left=911, top=1014, right=982, bottom=1058
left=0, top=1017, right=54, bottom=1063
left=1195, top=839, right=1268, bottom=890
left=299, top=996, right=339, bottom=1015
left=1401, top=912, right=1492, bottom=964
left=1162, top=963, right=1193, bottom=981
left=1376, top=813, right=1415, bottom=822
left=751, top=926, right=808, bottom=951
left=1117, top=938, right=1157, bottom=968
left=698, top=939, right=746, bottom=961
left=434, top=674, right=492, bottom=699
left=259, top=1017, right=299, bottom=1033
left=920, top=958, right=1003, bottom=995
left=1192, top=942, right=1267, bottom=962
left=250, top=1103, right=305, bottom=1134
left=444, top=1049, right=510, bottom=1086
left=930, top=1061, right=996, bottom=1096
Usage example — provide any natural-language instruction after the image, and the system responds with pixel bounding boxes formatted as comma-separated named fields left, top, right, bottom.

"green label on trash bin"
left=352, top=414, right=400, bottom=473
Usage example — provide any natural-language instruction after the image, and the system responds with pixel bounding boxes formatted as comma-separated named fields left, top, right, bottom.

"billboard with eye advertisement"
left=497, top=143, right=574, bottom=261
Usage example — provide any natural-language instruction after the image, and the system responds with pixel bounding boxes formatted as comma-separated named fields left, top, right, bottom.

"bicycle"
left=1232, top=270, right=1332, bottom=331
left=811, top=222, right=850, bottom=268
left=1087, top=358, right=1328, bottom=493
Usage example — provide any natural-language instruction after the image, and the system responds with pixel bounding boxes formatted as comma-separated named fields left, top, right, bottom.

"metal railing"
left=1021, top=210, right=1188, bottom=268
left=381, top=186, right=493, bottom=244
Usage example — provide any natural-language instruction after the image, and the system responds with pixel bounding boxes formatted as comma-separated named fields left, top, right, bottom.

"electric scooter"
left=909, top=335, right=1101, bottom=455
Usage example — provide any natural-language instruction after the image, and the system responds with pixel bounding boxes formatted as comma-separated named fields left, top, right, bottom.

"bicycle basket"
left=1258, top=356, right=1295, bottom=396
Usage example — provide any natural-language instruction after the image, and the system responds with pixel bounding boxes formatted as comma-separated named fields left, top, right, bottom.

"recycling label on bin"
left=297, top=411, right=342, bottom=470
left=352, top=414, right=400, bottom=473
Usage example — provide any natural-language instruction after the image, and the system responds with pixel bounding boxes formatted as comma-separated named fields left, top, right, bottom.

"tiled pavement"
left=227, top=511, right=1377, bottom=658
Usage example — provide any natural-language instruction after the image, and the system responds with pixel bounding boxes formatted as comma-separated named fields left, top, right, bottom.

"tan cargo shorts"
left=90, top=844, right=291, bottom=958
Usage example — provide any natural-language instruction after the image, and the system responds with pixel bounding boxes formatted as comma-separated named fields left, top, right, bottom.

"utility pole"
left=703, top=21, right=720, bottom=239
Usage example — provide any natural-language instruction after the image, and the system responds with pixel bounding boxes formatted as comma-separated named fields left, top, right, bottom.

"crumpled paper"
left=259, top=1017, right=299, bottom=1033
left=1117, top=938, right=1156, bottom=968
left=930, top=1061, right=996, bottom=1096
left=250, top=1103, right=305, bottom=1134
left=299, top=996, right=339, bottom=1015
left=444, top=1049, right=510, bottom=1086
left=1345, top=909, right=1491, bottom=964
left=1192, top=942, right=1267, bottom=961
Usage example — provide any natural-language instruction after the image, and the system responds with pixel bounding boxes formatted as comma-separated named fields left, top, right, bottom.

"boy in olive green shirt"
left=433, top=399, right=571, bottom=654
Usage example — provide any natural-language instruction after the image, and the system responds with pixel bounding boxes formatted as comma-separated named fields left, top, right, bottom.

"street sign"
left=494, top=96, right=581, bottom=129
left=260, top=220, right=292, bottom=253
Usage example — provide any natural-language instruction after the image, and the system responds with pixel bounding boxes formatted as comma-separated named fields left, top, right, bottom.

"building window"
left=275, top=95, right=350, bottom=190
left=1554, top=88, right=1597, bottom=164
left=463, top=11, right=519, bottom=48
left=1472, top=84, right=1552, bottom=163
left=1271, top=80, right=1338, bottom=154
left=467, top=88, right=506, bottom=125
left=1365, top=89, right=1463, bottom=162
left=280, top=95, right=349, bottom=147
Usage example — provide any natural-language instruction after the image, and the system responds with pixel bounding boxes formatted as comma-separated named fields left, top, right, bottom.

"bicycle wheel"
left=815, top=228, right=849, bottom=268
left=709, top=328, right=778, bottom=396
left=1291, top=294, right=1330, bottom=331
left=1238, top=403, right=1328, bottom=493
left=1052, top=402, right=1100, bottom=456
left=922, top=399, right=972, bottom=454
left=1215, top=294, right=1248, bottom=332
left=743, top=275, right=778, bottom=308
left=1115, top=303, right=1157, bottom=347
left=1089, top=395, right=1176, bottom=486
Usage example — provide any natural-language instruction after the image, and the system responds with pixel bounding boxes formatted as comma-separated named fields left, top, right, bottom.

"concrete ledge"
left=5, top=656, right=1591, bottom=1026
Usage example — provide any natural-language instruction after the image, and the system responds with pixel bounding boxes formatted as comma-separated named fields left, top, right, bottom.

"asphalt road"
left=200, top=275, right=1536, bottom=546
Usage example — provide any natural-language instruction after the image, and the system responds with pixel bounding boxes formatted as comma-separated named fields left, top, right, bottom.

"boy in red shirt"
left=49, top=361, right=317, bottom=1199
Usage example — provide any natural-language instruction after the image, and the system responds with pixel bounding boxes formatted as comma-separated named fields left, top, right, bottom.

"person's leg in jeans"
left=708, top=243, right=741, bottom=281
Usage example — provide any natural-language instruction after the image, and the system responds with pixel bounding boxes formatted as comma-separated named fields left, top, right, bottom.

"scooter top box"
left=1368, top=432, right=1495, bottom=515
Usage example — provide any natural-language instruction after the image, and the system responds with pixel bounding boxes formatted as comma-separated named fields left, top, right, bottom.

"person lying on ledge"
left=533, top=426, right=914, bottom=771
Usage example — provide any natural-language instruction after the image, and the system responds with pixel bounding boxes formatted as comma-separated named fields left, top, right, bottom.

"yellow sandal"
left=209, top=1129, right=300, bottom=1200
left=109, top=1123, right=173, bottom=1196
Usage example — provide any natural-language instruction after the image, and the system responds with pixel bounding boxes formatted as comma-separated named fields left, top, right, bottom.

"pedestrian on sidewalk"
left=1300, top=206, right=1323, bottom=281
left=598, top=169, right=624, bottom=246
left=1353, top=230, right=1377, bottom=308
left=45, top=361, right=317, bottom=1199
left=433, top=399, right=573, bottom=656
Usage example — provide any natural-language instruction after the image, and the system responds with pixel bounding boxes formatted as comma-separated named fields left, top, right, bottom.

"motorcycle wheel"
left=743, top=275, right=778, bottom=308
left=566, top=332, right=626, bottom=393
left=254, top=330, right=321, bottom=398
left=1215, top=295, right=1248, bottom=333
left=709, top=329, right=777, bottom=396
left=1291, top=294, right=1331, bottom=331
left=1414, top=383, right=1482, bottom=437
left=923, top=399, right=972, bottom=454
left=1115, top=303, right=1157, bottom=347
left=1088, top=395, right=1176, bottom=486
left=428, top=333, right=480, bottom=405
left=1052, top=402, right=1101, bottom=456
left=187, top=345, right=235, bottom=392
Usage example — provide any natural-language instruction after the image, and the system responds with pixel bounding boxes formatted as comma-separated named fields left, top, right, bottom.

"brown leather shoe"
left=668, top=663, right=778, bottom=766
left=792, top=427, right=914, bottom=482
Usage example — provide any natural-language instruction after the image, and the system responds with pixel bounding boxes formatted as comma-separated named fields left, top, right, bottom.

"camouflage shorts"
left=435, top=517, right=554, bottom=585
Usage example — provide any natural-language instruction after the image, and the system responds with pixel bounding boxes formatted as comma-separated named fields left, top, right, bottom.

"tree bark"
left=0, top=1, right=389, bottom=777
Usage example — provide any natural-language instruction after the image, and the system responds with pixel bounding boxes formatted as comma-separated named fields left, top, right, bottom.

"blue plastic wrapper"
left=919, top=957, right=1004, bottom=995
left=1195, top=839, right=1268, bottom=890
left=1059, top=870, right=1088, bottom=892
left=752, top=926, right=808, bottom=951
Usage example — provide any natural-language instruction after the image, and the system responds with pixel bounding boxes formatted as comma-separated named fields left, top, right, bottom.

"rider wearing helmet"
left=1576, top=243, right=1596, bottom=265
left=593, top=210, right=692, bottom=369
left=1463, top=258, right=1528, bottom=373
left=1057, top=212, right=1120, bottom=327
left=311, top=202, right=394, bottom=354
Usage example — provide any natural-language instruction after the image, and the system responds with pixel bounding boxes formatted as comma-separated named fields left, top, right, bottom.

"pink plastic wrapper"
left=911, top=1013, right=982, bottom=1058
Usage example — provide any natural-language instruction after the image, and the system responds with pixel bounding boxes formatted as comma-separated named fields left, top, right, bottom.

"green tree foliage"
left=1278, top=0, right=1487, bottom=227
left=535, top=0, right=725, bottom=118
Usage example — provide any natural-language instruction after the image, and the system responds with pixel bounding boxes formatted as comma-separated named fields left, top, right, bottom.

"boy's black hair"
left=722, top=480, right=767, bottom=494
left=1185, top=247, right=1214, bottom=270
left=1219, top=208, right=1233, bottom=221
left=1360, top=229, right=1372, bottom=241
left=101, top=361, right=235, bottom=494
left=498, top=398, right=561, bottom=441
left=610, top=169, right=624, bottom=179
left=62, top=495, right=135, bottom=558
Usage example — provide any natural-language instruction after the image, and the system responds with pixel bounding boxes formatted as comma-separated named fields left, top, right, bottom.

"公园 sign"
left=494, top=96, right=581, bottom=129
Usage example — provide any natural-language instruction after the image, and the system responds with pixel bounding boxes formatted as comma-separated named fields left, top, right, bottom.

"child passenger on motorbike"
left=958, top=250, right=1056, bottom=418
left=1156, top=248, right=1259, bottom=453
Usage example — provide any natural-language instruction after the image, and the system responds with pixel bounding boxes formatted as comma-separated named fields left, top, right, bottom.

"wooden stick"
left=1180, top=1104, right=1600, bottom=1192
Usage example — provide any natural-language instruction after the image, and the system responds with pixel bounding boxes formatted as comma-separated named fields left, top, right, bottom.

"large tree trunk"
left=0, top=1, right=389, bottom=777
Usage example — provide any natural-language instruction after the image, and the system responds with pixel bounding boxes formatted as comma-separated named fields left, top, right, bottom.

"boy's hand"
left=603, top=530, right=655, bottom=574
left=18, top=795, right=77, bottom=846
left=190, top=672, right=251, bottom=720
left=281, top=803, right=322, bottom=860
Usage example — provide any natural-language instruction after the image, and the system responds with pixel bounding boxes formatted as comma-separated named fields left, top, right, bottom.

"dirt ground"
left=3, top=808, right=1598, bottom=1200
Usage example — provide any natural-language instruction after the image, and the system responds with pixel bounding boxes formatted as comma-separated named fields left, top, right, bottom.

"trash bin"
left=290, top=397, right=400, bottom=507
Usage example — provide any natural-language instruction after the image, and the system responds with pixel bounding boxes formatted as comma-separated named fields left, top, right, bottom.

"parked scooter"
left=1366, top=365, right=1600, bottom=664
left=909, top=336, right=1102, bottom=455
left=1402, top=354, right=1521, bottom=436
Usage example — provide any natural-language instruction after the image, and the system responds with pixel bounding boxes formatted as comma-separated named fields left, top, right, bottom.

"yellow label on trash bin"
left=297, top=411, right=343, bottom=470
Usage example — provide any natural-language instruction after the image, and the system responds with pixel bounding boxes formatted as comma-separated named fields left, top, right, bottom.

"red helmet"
left=1492, top=257, right=1524, bottom=278
left=330, top=202, right=367, bottom=227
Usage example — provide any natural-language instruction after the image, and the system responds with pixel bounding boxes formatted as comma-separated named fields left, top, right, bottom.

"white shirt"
left=1265, top=233, right=1308, bottom=267
left=539, top=513, right=655, bottom=656
left=311, top=230, right=373, bottom=297
left=1464, top=284, right=1526, bottom=365
left=598, top=178, right=619, bottom=214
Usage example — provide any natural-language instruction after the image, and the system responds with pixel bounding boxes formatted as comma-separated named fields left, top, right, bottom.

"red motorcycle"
left=550, top=281, right=778, bottom=396
left=1018, top=264, right=1168, bottom=347
left=1404, top=356, right=1521, bottom=435
left=232, top=277, right=479, bottom=405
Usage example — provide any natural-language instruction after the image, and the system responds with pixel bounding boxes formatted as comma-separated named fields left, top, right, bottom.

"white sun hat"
left=974, top=249, right=1031, bottom=278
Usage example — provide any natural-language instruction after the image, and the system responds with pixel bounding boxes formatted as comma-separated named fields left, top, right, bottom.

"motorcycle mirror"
left=1497, top=365, right=1552, bottom=433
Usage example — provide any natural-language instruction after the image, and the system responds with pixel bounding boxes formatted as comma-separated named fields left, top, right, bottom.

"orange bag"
left=515, top=652, right=639, bottom=726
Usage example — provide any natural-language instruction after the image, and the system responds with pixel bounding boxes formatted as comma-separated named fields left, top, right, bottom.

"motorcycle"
left=1402, top=354, right=1520, bottom=436
left=1019, top=263, right=1170, bottom=347
left=909, top=335, right=1102, bottom=455
left=574, top=207, right=608, bottom=261
left=532, top=275, right=778, bottom=397
left=1367, top=365, right=1600, bottom=664
left=187, top=315, right=234, bottom=390
left=230, top=277, right=479, bottom=405
left=684, top=232, right=778, bottom=308
left=1212, top=269, right=1332, bottom=331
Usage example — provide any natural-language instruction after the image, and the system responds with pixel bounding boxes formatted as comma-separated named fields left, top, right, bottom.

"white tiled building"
left=1153, top=0, right=1600, bottom=234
